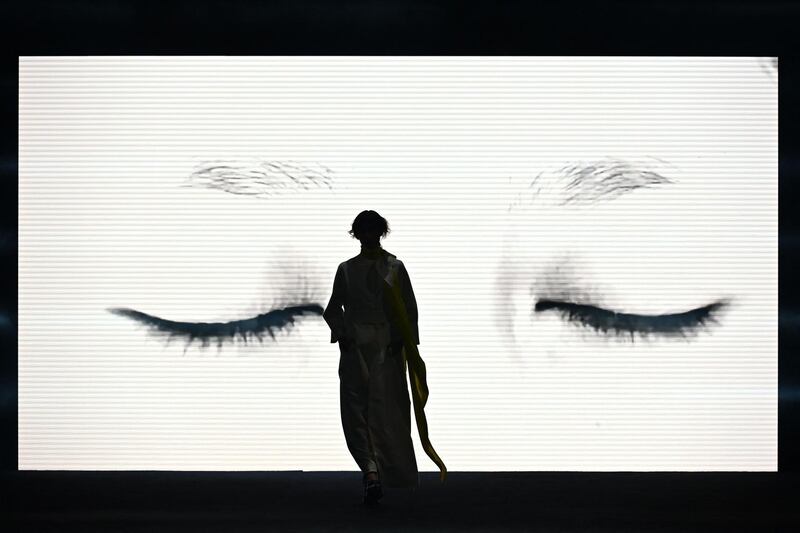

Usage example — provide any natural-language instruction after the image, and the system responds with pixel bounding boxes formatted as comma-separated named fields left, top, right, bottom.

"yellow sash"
left=378, top=250, right=447, bottom=484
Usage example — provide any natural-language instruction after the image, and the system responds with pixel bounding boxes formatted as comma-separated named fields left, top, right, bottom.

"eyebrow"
left=182, top=159, right=335, bottom=198
left=510, top=158, right=675, bottom=210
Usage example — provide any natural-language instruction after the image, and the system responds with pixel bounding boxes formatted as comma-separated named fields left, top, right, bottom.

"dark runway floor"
left=3, top=471, right=798, bottom=532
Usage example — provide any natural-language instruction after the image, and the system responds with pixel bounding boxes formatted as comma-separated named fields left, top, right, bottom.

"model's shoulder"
left=382, top=251, right=401, bottom=265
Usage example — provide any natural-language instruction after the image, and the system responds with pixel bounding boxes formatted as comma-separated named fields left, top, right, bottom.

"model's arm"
left=399, top=262, right=420, bottom=345
left=323, top=263, right=347, bottom=344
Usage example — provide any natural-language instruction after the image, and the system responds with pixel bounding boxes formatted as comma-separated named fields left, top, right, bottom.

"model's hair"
left=348, top=210, right=390, bottom=240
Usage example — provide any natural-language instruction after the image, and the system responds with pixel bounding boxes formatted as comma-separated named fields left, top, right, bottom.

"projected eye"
left=534, top=299, right=728, bottom=341
left=107, top=303, right=324, bottom=353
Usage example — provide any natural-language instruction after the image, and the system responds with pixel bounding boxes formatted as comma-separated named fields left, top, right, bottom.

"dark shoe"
left=363, top=479, right=383, bottom=506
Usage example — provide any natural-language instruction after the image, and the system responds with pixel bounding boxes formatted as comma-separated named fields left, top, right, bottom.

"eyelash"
left=534, top=299, right=728, bottom=342
left=110, top=294, right=726, bottom=349
left=107, top=303, right=323, bottom=354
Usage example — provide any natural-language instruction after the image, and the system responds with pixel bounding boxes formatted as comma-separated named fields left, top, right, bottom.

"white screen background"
left=19, top=57, right=777, bottom=471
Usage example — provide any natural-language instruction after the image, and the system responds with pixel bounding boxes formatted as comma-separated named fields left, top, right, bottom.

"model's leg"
left=339, top=328, right=379, bottom=475
left=366, top=335, right=419, bottom=489
left=365, top=336, right=389, bottom=479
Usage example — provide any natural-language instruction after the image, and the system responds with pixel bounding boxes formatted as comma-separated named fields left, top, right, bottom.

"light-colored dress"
left=323, top=246, right=420, bottom=488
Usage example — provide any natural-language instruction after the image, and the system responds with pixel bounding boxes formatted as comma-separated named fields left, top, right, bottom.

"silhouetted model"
left=323, top=210, right=446, bottom=506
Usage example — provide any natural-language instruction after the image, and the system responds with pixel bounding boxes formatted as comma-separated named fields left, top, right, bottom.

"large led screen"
left=19, top=57, right=777, bottom=471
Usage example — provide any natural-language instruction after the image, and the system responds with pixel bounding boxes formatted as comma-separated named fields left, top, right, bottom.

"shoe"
left=363, top=479, right=383, bottom=506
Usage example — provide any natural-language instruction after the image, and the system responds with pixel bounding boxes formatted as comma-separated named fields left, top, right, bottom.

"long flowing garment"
left=338, top=322, right=418, bottom=487
left=323, top=246, right=446, bottom=488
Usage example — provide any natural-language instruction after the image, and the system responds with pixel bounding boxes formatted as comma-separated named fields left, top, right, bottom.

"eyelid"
left=107, top=304, right=323, bottom=352
left=534, top=299, right=728, bottom=340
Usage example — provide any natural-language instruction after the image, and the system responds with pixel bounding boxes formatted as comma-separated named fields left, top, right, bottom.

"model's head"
left=348, top=210, right=390, bottom=247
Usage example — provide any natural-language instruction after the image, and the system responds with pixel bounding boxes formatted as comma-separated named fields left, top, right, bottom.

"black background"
left=1, top=1, right=798, bottom=531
